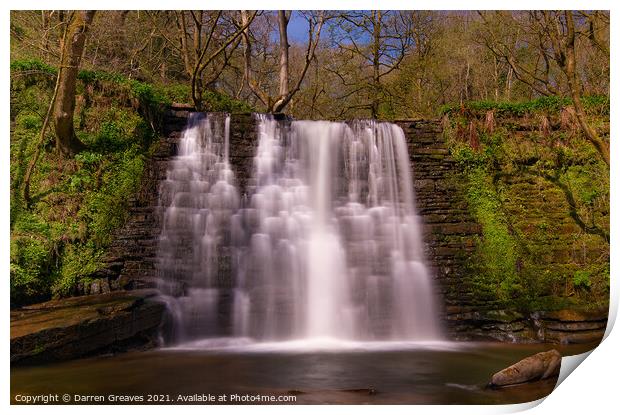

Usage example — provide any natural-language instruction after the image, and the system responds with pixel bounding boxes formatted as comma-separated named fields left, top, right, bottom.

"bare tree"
left=330, top=11, right=413, bottom=118
left=543, top=11, right=609, bottom=166
left=148, top=11, right=256, bottom=110
left=242, top=10, right=326, bottom=113
left=478, top=11, right=609, bottom=165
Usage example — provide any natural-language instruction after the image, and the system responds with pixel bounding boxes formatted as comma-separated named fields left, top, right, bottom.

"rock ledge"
left=10, top=289, right=166, bottom=365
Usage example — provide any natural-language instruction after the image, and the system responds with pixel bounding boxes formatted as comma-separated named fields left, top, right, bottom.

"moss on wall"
left=445, top=99, right=609, bottom=312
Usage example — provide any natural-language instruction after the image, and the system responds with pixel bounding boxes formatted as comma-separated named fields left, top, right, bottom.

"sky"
left=288, top=12, right=311, bottom=42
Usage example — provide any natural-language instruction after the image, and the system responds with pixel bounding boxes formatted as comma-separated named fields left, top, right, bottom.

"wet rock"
left=110, top=277, right=120, bottom=290
left=90, top=280, right=101, bottom=295
left=446, top=306, right=607, bottom=343
left=100, top=278, right=111, bottom=294
left=10, top=289, right=166, bottom=365
left=488, top=349, right=562, bottom=388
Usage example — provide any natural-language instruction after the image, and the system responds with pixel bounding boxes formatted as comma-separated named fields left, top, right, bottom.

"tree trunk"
left=274, top=10, right=291, bottom=112
left=244, top=11, right=322, bottom=114
left=371, top=10, right=382, bottom=118
left=53, top=10, right=95, bottom=156
left=567, top=82, right=610, bottom=166
left=563, top=11, right=610, bottom=166
left=241, top=11, right=268, bottom=107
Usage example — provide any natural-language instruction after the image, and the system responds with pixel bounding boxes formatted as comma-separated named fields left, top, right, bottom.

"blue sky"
left=288, top=12, right=311, bottom=42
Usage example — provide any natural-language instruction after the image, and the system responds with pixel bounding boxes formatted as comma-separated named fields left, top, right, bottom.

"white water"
left=156, top=113, right=241, bottom=339
left=166, top=338, right=458, bottom=353
left=157, top=113, right=441, bottom=344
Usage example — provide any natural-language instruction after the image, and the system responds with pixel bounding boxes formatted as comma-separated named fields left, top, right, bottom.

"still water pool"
left=11, top=340, right=595, bottom=405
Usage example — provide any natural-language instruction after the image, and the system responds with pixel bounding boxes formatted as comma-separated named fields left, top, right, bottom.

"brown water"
left=10, top=341, right=596, bottom=405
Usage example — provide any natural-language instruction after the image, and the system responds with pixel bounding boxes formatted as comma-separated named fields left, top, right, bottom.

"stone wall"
left=395, top=119, right=606, bottom=343
left=88, top=114, right=481, bottom=323
left=395, top=120, right=481, bottom=312
left=228, top=113, right=259, bottom=196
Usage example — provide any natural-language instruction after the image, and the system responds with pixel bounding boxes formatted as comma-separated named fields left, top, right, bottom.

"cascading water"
left=157, top=113, right=241, bottom=340
left=157, top=113, right=441, bottom=345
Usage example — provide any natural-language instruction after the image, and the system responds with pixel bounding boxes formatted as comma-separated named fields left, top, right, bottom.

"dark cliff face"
left=77, top=111, right=606, bottom=344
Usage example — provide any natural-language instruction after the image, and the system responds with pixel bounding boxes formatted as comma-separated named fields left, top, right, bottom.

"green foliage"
left=9, top=60, right=162, bottom=305
left=160, top=84, right=191, bottom=103
left=572, top=270, right=592, bottom=290
left=77, top=69, right=125, bottom=84
left=440, top=95, right=610, bottom=117
left=451, top=141, right=489, bottom=167
left=18, top=113, right=42, bottom=130
left=79, top=148, right=145, bottom=246
left=10, top=213, right=62, bottom=304
left=129, top=79, right=170, bottom=107
left=10, top=59, right=57, bottom=75
left=77, top=68, right=167, bottom=106
left=10, top=61, right=55, bottom=120
left=82, top=107, right=154, bottom=151
left=564, top=164, right=605, bottom=206
left=52, top=243, right=103, bottom=297
left=581, top=95, right=610, bottom=115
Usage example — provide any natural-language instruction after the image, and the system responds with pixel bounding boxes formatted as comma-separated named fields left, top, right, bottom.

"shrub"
left=572, top=270, right=592, bottom=290
left=79, top=147, right=145, bottom=246
left=52, top=243, right=103, bottom=297
left=9, top=60, right=164, bottom=305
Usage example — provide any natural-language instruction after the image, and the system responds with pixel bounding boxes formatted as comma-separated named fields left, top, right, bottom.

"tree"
left=242, top=10, right=326, bottom=113
left=148, top=11, right=255, bottom=110
left=53, top=10, right=96, bottom=156
left=543, top=11, right=609, bottom=166
left=329, top=11, right=413, bottom=118
left=478, top=11, right=609, bottom=166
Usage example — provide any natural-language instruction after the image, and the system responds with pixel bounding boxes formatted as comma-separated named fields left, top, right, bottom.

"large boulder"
left=488, top=349, right=562, bottom=388
left=10, top=289, right=166, bottom=365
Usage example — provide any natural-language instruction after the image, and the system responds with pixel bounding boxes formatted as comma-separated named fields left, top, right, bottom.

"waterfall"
left=157, top=113, right=441, bottom=344
left=156, top=113, right=240, bottom=340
